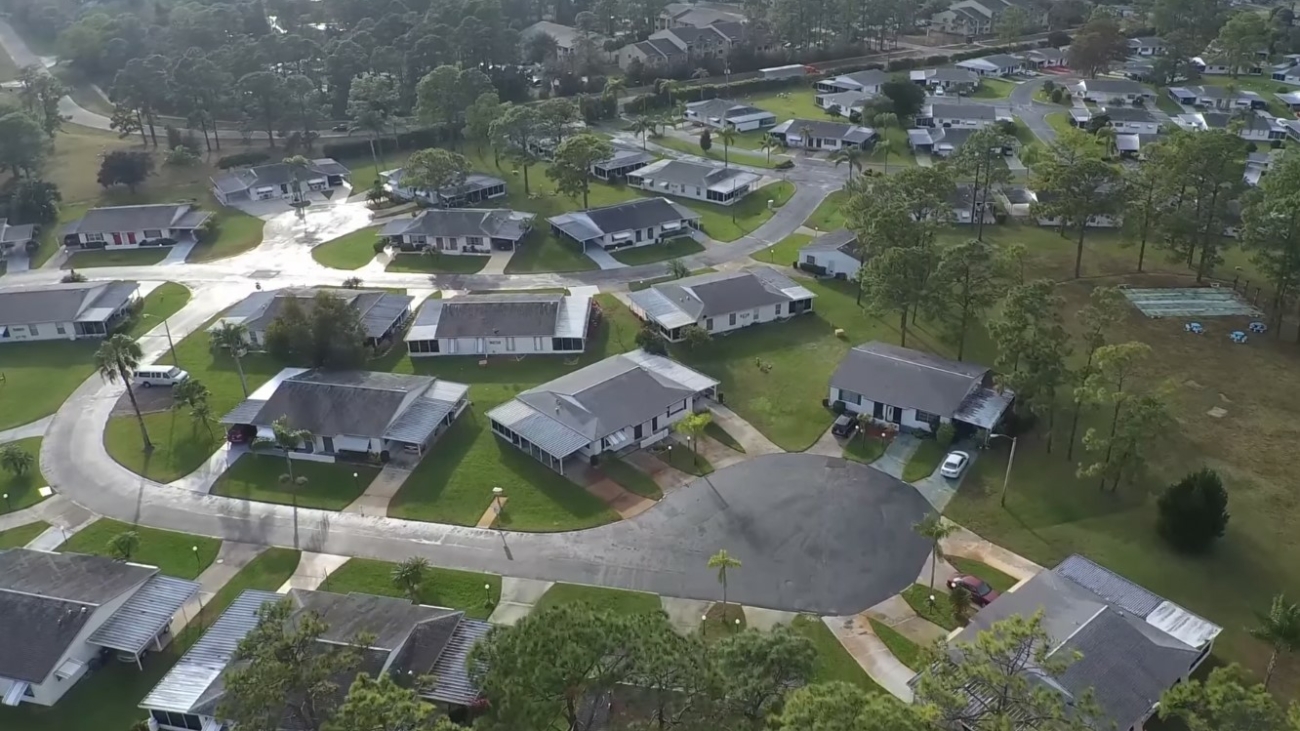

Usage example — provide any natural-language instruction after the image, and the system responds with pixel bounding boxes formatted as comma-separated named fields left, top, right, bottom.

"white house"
left=1193, top=54, right=1264, bottom=76
left=591, top=147, right=656, bottom=181
left=548, top=198, right=701, bottom=252
left=627, top=267, right=815, bottom=341
left=770, top=118, right=877, bottom=150
left=1128, top=36, right=1166, bottom=56
left=1173, top=110, right=1286, bottom=141
left=911, top=67, right=981, bottom=93
left=828, top=341, right=1012, bottom=435
left=0, top=280, right=140, bottom=343
left=486, top=349, right=720, bottom=474
left=381, top=208, right=536, bottom=254
left=1168, top=85, right=1266, bottom=110
left=956, top=53, right=1024, bottom=77
left=683, top=98, right=777, bottom=131
left=0, top=549, right=197, bottom=707
left=918, top=102, right=1008, bottom=128
left=379, top=169, right=508, bottom=207
left=210, top=287, right=414, bottom=350
left=907, top=126, right=980, bottom=158
left=815, top=90, right=872, bottom=118
left=1022, top=48, right=1066, bottom=68
left=210, top=158, right=350, bottom=205
left=60, top=204, right=211, bottom=250
left=627, top=159, right=761, bottom=205
left=1098, top=106, right=1161, bottom=134
left=406, top=292, right=592, bottom=357
left=816, top=69, right=890, bottom=95
left=520, top=20, right=611, bottom=59
left=1071, top=78, right=1156, bottom=104
left=1272, top=61, right=1300, bottom=86
left=797, top=229, right=862, bottom=277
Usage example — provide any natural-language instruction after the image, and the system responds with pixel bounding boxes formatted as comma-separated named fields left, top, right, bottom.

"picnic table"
left=1185, top=322, right=1204, bottom=335
left=1249, top=321, right=1267, bottom=334
left=1230, top=330, right=1248, bottom=344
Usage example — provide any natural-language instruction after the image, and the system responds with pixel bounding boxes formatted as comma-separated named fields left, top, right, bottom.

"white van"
left=133, top=366, right=190, bottom=388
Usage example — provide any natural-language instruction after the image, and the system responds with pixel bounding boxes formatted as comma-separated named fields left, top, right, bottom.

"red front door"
left=111, top=233, right=122, bottom=246
left=126, top=232, right=137, bottom=245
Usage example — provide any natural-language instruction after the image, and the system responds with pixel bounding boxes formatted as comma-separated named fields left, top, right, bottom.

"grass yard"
left=866, top=127, right=915, bottom=168
left=319, top=557, right=502, bottom=619
left=947, top=556, right=1019, bottom=593
left=387, top=251, right=491, bottom=273
left=843, top=434, right=888, bottom=464
left=655, top=443, right=713, bottom=475
left=63, top=247, right=169, bottom=269
left=185, top=205, right=265, bottom=262
left=628, top=267, right=715, bottom=291
left=0, top=437, right=48, bottom=516
left=0, top=339, right=100, bottom=430
left=1194, top=75, right=1294, bottom=118
left=805, top=190, right=848, bottom=231
left=751, top=232, right=811, bottom=266
left=600, top=458, right=664, bottom=500
left=684, top=180, right=794, bottom=242
left=902, top=439, right=947, bottom=482
left=791, top=615, right=887, bottom=695
left=58, top=518, right=220, bottom=580
left=900, top=583, right=961, bottom=631
left=1044, top=112, right=1077, bottom=140
left=653, top=134, right=781, bottom=168
left=0, top=521, right=49, bottom=548
left=1155, top=92, right=1186, bottom=116
left=737, top=89, right=825, bottom=121
left=869, top=618, right=923, bottom=671
left=210, top=454, right=381, bottom=511
left=504, top=229, right=599, bottom=273
left=703, top=421, right=745, bottom=453
left=124, top=283, right=192, bottom=339
left=610, top=236, right=703, bottom=265
left=312, top=226, right=382, bottom=269
left=970, top=78, right=1017, bottom=98
left=533, top=582, right=663, bottom=615
left=103, top=410, right=225, bottom=484
left=701, top=602, right=746, bottom=638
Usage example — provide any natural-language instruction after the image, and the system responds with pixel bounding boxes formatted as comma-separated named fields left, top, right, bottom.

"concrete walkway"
left=0, top=494, right=94, bottom=535
left=277, top=551, right=350, bottom=593
left=583, top=476, right=657, bottom=519
left=0, top=415, right=52, bottom=444
left=488, top=576, right=552, bottom=625
left=24, top=514, right=96, bottom=550
left=173, top=542, right=265, bottom=634
left=941, top=522, right=1044, bottom=583
left=624, top=449, right=695, bottom=493
left=342, top=464, right=412, bottom=517
left=822, top=613, right=916, bottom=702
left=660, top=596, right=714, bottom=634
left=584, top=246, right=627, bottom=270
left=865, top=594, right=950, bottom=645
left=169, top=444, right=248, bottom=494
left=692, top=433, right=746, bottom=470
left=805, top=424, right=844, bottom=457
left=479, top=249, right=513, bottom=275
left=706, top=404, right=784, bottom=455
left=871, top=433, right=919, bottom=480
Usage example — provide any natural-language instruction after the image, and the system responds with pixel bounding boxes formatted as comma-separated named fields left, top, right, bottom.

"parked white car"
left=133, top=365, right=190, bottom=388
left=939, top=450, right=970, bottom=479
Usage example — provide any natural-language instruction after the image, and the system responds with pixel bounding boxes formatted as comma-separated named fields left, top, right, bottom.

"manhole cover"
left=248, top=269, right=280, bottom=279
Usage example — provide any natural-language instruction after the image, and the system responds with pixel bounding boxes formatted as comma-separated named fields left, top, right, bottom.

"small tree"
left=1156, top=468, right=1229, bottom=553
left=935, top=422, right=956, bottom=447
left=391, top=556, right=430, bottom=604
left=1249, top=593, right=1300, bottom=690
left=210, top=321, right=251, bottom=398
left=914, top=515, right=957, bottom=590
left=707, top=549, right=742, bottom=610
left=674, top=411, right=713, bottom=465
left=667, top=259, right=690, bottom=279
left=949, top=584, right=973, bottom=623
left=699, top=128, right=712, bottom=152
left=635, top=325, right=667, bottom=355
left=681, top=324, right=711, bottom=349
left=108, top=530, right=141, bottom=561
left=97, top=150, right=154, bottom=192
left=0, top=444, right=35, bottom=478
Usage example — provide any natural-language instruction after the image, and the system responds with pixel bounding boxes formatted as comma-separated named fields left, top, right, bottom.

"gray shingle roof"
left=917, top=67, right=981, bottom=83
left=830, top=341, right=989, bottom=417
left=1080, top=78, right=1148, bottom=95
left=685, top=98, right=772, bottom=121
left=418, top=294, right=563, bottom=338
left=832, top=69, right=890, bottom=88
left=628, top=267, right=814, bottom=328
left=221, top=369, right=439, bottom=438
left=1099, top=106, right=1157, bottom=123
left=63, top=204, right=211, bottom=235
left=631, top=159, right=760, bottom=190
left=210, top=158, right=349, bottom=194
left=0, top=219, right=36, bottom=244
left=799, top=229, right=860, bottom=258
left=548, top=198, right=700, bottom=240
left=380, top=209, right=535, bottom=242
left=214, top=287, right=412, bottom=339
left=595, top=148, right=656, bottom=170
left=0, top=280, right=139, bottom=327
left=772, top=118, right=876, bottom=144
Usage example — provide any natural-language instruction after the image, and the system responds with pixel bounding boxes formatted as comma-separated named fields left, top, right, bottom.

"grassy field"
left=504, top=228, right=601, bottom=273
left=947, top=556, right=1019, bottom=592
left=58, top=518, right=220, bottom=580
left=653, top=134, right=782, bottom=168
left=866, top=127, right=915, bottom=168
left=791, top=615, right=886, bottom=694
left=970, top=78, right=1017, bottom=98
left=311, top=226, right=382, bottom=269
left=685, top=181, right=794, bottom=242
left=63, top=247, right=169, bottom=269
left=103, top=410, right=225, bottom=483
left=806, top=190, right=848, bottom=231
left=533, top=582, right=663, bottom=615
left=751, top=232, right=812, bottom=266
left=610, top=236, right=703, bottom=265
left=656, top=443, right=712, bottom=475
left=0, top=521, right=49, bottom=548
left=0, top=340, right=100, bottom=430
left=902, top=439, right=947, bottom=482
left=900, top=583, right=960, bottom=631
left=1044, top=111, right=1074, bottom=138
left=600, top=457, right=664, bottom=500
left=843, top=434, right=888, bottom=464
left=210, top=454, right=381, bottom=511
left=869, top=618, right=922, bottom=671
left=319, top=557, right=502, bottom=619
left=739, top=89, right=826, bottom=120
left=0, top=437, right=47, bottom=516
left=387, top=251, right=491, bottom=273
left=124, top=283, right=192, bottom=339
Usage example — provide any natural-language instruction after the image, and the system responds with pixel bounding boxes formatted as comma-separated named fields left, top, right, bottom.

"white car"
left=939, top=450, right=970, bottom=479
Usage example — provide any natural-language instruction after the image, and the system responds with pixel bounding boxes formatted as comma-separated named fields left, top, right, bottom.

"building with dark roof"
left=210, top=287, right=414, bottom=350
left=406, top=292, right=594, bottom=356
left=619, top=18, right=754, bottom=69
left=658, top=1, right=746, bottom=29
left=770, top=118, right=877, bottom=150
left=210, top=158, right=350, bottom=206
left=0, top=548, right=198, bottom=707
left=591, top=147, right=656, bottom=181
left=627, top=159, right=761, bottom=205
left=487, top=349, right=719, bottom=474
left=379, top=168, right=508, bottom=207
left=0, top=280, right=140, bottom=343
left=627, top=267, right=814, bottom=340
left=61, top=204, right=212, bottom=250
left=547, top=198, right=701, bottom=252
left=140, top=589, right=492, bottom=731
left=683, top=98, right=777, bottom=131
left=828, top=341, right=1012, bottom=436
left=380, top=209, right=536, bottom=254
left=797, top=229, right=862, bottom=277
left=910, top=66, right=982, bottom=92
left=1071, top=78, right=1157, bottom=104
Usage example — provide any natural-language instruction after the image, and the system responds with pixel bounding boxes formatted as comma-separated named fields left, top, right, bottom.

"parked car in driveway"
left=226, top=424, right=257, bottom=445
left=831, top=414, right=859, bottom=438
left=939, top=450, right=970, bottom=478
left=947, top=574, right=1000, bottom=606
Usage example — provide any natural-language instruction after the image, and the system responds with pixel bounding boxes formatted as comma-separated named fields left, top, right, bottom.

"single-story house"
left=1122, top=58, right=1156, bottom=81
left=910, top=67, right=981, bottom=93
left=816, top=68, right=890, bottom=95
left=1272, top=61, right=1300, bottom=86
left=627, top=267, right=815, bottom=341
left=1276, top=90, right=1300, bottom=111
left=683, top=98, right=777, bottom=131
left=379, top=168, right=507, bottom=207
left=1168, top=85, right=1266, bottom=110
left=1071, top=78, right=1156, bottom=105
left=907, top=126, right=979, bottom=158
left=1128, top=36, right=1166, bottom=56
left=923, top=554, right=1221, bottom=731
left=486, top=349, right=719, bottom=474
left=0, top=280, right=140, bottom=343
left=797, top=229, right=862, bottom=277
left=1244, top=151, right=1281, bottom=186
left=0, top=219, right=37, bottom=256
left=60, top=204, right=211, bottom=250
left=1115, top=132, right=1161, bottom=159
left=548, top=198, right=701, bottom=252
left=1098, top=106, right=1161, bottom=134
left=0, top=548, right=198, bottom=707
left=995, top=185, right=1036, bottom=218
left=220, top=369, right=469, bottom=459
left=140, top=589, right=491, bottom=731
left=380, top=209, right=536, bottom=254
left=210, top=287, right=414, bottom=350
left=1173, top=110, right=1286, bottom=141
left=917, top=102, right=1009, bottom=128
left=828, top=340, right=1012, bottom=436
left=949, top=183, right=997, bottom=225
left=406, top=292, right=593, bottom=356
left=521, top=20, right=611, bottom=58
left=626, top=159, right=760, bottom=205
left=769, top=118, right=877, bottom=150
left=815, top=90, right=872, bottom=118
left=210, top=158, right=350, bottom=206
left=1193, top=55, right=1264, bottom=76
left=956, top=54, right=1024, bottom=77
left=591, top=148, right=656, bottom=181
left=1022, top=47, right=1066, bottom=68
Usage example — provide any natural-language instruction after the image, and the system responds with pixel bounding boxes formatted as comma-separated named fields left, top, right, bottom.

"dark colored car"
left=831, top=414, right=858, bottom=438
left=331, top=123, right=350, bottom=132
left=226, top=424, right=257, bottom=445
left=946, top=574, right=1000, bottom=607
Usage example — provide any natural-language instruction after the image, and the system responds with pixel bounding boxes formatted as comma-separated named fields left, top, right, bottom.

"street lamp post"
left=989, top=433, right=1018, bottom=507
left=2, top=493, right=9, bottom=512
left=142, top=313, right=179, bottom=368
left=484, top=582, right=493, bottom=607
left=191, top=545, right=200, bottom=573
left=491, top=486, right=504, bottom=530
left=352, top=471, right=359, bottom=492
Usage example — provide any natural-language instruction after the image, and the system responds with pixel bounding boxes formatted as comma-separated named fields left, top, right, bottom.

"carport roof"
left=88, top=575, right=200, bottom=655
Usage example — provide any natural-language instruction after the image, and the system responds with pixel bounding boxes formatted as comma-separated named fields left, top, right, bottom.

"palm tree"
left=949, top=584, right=973, bottom=623
left=1249, top=593, right=1300, bottom=689
left=716, top=126, right=737, bottom=168
left=707, top=549, right=742, bottom=609
left=210, top=321, right=251, bottom=398
left=630, top=116, right=653, bottom=149
left=759, top=132, right=781, bottom=164
left=257, top=415, right=313, bottom=483
left=190, top=400, right=214, bottom=439
left=392, top=556, right=431, bottom=604
left=691, top=67, right=710, bottom=80
left=1094, top=126, right=1117, bottom=158
left=95, top=334, right=151, bottom=450
left=283, top=154, right=312, bottom=212
left=875, top=138, right=896, bottom=173
left=0, top=444, right=34, bottom=478
left=797, top=124, right=813, bottom=153
left=829, top=146, right=866, bottom=182
left=913, top=515, right=958, bottom=590
left=107, top=530, right=141, bottom=561
left=602, top=77, right=625, bottom=102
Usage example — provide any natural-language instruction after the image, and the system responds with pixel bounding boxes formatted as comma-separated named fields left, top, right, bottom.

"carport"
left=87, top=575, right=200, bottom=671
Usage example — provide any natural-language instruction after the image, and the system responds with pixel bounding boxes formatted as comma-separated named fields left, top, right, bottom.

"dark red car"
left=946, top=574, right=1000, bottom=607
left=226, top=424, right=257, bottom=445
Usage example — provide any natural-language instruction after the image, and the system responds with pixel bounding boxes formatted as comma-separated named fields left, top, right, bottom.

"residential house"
left=1244, top=150, right=1283, bottom=186
left=627, top=159, right=761, bottom=205
left=1167, top=84, right=1266, bottom=110
left=995, top=185, right=1036, bottom=218
left=816, top=69, right=890, bottom=96
left=1173, top=110, right=1286, bottom=141
left=60, top=204, right=212, bottom=250
left=1115, top=132, right=1162, bottom=159
left=796, top=229, right=862, bottom=277
left=1127, top=36, right=1166, bottom=56
left=0, top=280, right=140, bottom=343
left=0, top=548, right=198, bottom=707
left=521, top=20, right=611, bottom=59
left=1098, top=106, right=1161, bottom=134
left=917, top=102, right=1009, bottom=128
left=658, top=1, right=746, bottom=29
left=815, top=90, right=872, bottom=118
left=220, top=369, right=469, bottom=458
left=379, top=169, right=508, bottom=207
left=910, top=67, right=982, bottom=94
left=627, top=267, right=815, bottom=341
left=949, top=183, right=997, bottom=225
left=931, top=0, right=1046, bottom=37
left=548, top=198, right=701, bottom=252
left=769, top=118, right=877, bottom=150
left=1122, top=58, right=1156, bottom=81
left=210, top=287, right=414, bottom=350
left=1022, top=47, right=1066, bottom=69
left=591, top=147, right=657, bottom=181
left=0, top=219, right=36, bottom=258
left=923, top=555, right=1221, bottom=731
left=210, top=158, right=350, bottom=205
left=1033, top=187, right=1123, bottom=227
left=956, top=53, right=1025, bottom=77
left=1272, top=60, right=1300, bottom=86
left=140, top=589, right=491, bottom=731
left=1071, top=78, right=1156, bottom=104
left=907, top=126, right=979, bottom=158
left=683, top=98, right=777, bottom=131
left=406, top=292, right=593, bottom=357
left=381, top=209, right=536, bottom=254
left=828, top=341, right=1012, bottom=435
left=1193, top=53, right=1265, bottom=76
left=619, top=22, right=743, bottom=70
left=486, top=349, right=719, bottom=474
left=1276, top=90, right=1300, bottom=111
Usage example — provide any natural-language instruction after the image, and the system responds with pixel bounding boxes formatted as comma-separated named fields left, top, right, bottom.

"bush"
left=635, top=325, right=668, bottom=355
left=1042, top=79, right=1055, bottom=93
left=936, top=422, right=956, bottom=446
left=165, top=146, right=201, bottom=167
left=217, top=151, right=271, bottom=169
left=372, top=240, right=387, bottom=254
left=1157, top=468, right=1229, bottom=553
left=61, top=270, right=87, bottom=283
left=681, top=324, right=711, bottom=348
left=196, top=217, right=219, bottom=244
left=1050, top=88, right=1064, bottom=103
left=342, top=276, right=363, bottom=289
left=1245, top=142, right=1258, bottom=153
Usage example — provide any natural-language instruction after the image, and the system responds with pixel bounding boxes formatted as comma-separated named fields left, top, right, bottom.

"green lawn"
left=1044, top=112, right=1074, bottom=138
left=386, top=251, right=491, bottom=273
left=791, top=615, right=886, bottom=694
left=656, top=443, right=712, bottom=475
left=312, top=226, right=382, bottom=270
left=210, top=454, right=381, bottom=511
left=58, top=518, right=220, bottom=580
left=610, top=236, right=704, bottom=265
left=628, top=267, right=715, bottom=291
left=806, top=190, right=848, bottom=231
left=503, top=229, right=599, bottom=273
left=319, top=557, right=502, bottom=619
left=652, top=134, right=782, bottom=168
left=1193, top=75, right=1294, bottom=117
left=902, top=439, right=947, bottom=482
left=205, top=547, right=301, bottom=610
left=0, top=437, right=48, bottom=516
left=63, top=247, right=168, bottom=269
left=0, top=521, right=48, bottom=549
left=684, top=181, right=794, bottom=242
left=970, top=78, right=1016, bottom=99
left=703, top=421, right=745, bottom=453
left=866, top=127, right=915, bottom=168
left=28, top=202, right=89, bottom=268
left=103, top=410, right=225, bottom=484
left=869, top=618, right=922, bottom=671
left=751, top=232, right=811, bottom=266
left=0, top=339, right=100, bottom=430
left=947, top=556, right=1020, bottom=593
left=185, top=204, right=265, bottom=263
left=701, top=602, right=746, bottom=638
left=124, top=283, right=192, bottom=339
left=843, top=434, right=888, bottom=465
left=900, top=583, right=961, bottom=631
left=1156, top=92, right=1186, bottom=116
left=533, top=582, right=663, bottom=615
left=737, top=89, right=826, bottom=121
left=600, top=458, right=663, bottom=500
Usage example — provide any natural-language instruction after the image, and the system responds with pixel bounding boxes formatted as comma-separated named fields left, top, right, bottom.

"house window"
left=467, top=236, right=483, bottom=246
left=806, top=255, right=816, bottom=265
left=636, top=229, right=643, bottom=242
left=411, top=235, right=428, bottom=246
left=143, top=229, right=163, bottom=239
left=29, top=324, right=39, bottom=336
left=476, top=338, right=485, bottom=353
left=775, top=303, right=782, bottom=316
left=667, top=400, right=686, bottom=416
left=839, top=389, right=862, bottom=405
left=150, top=710, right=203, bottom=731
left=728, top=313, right=737, bottom=326
left=705, top=318, right=713, bottom=331
left=915, top=410, right=940, bottom=423
left=534, top=336, right=544, bottom=350
left=85, top=232, right=105, bottom=243
left=56, top=323, right=66, bottom=335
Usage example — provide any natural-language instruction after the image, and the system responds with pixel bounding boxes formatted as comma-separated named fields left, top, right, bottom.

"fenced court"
left=1121, top=286, right=1262, bottom=318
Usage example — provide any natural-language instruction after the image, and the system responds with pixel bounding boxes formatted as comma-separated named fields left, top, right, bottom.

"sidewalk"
left=172, top=542, right=265, bottom=635
left=168, top=443, right=247, bottom=493
left=822, top=613, right=916, bottom=701
left=0, top=415, right=52, bottom=444
left=706, top=404, right=783, bottom=455
left=584, top=247, right=627, bottom=270
left=488, top=576, right=552, bottom=625
left=940, top=521, right=1044, bottom=583
left=342, top=463, right=412, bottom=516
left=0, top=494, right=94, bottom=534
left=277, top=551, right=350, bottom=593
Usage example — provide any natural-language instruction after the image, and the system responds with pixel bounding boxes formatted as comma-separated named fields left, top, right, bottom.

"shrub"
left=635, top=325, right=668, bottom=355
left=681, top=324, right=711, bottom=348
left=165, top=145, right=201, bottom=167
left=196, top=217, right=219, bottom=244
left=1245, top=142, right=1258, bottom=153
left=372, top=240, right=387, bottom=254
left=217, top=151, right=271, bottom=169
left=1050, top=88, right=1064, bottom=103
left=1157, top=468, right=1229, bottom=553
left=936, top=421, right=956, bottom=446
left=1042, top=79, right=1055, bottom=93
left=342, top=276, right=363, bottom=289
left=61, top=270, right=87, bottom=283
